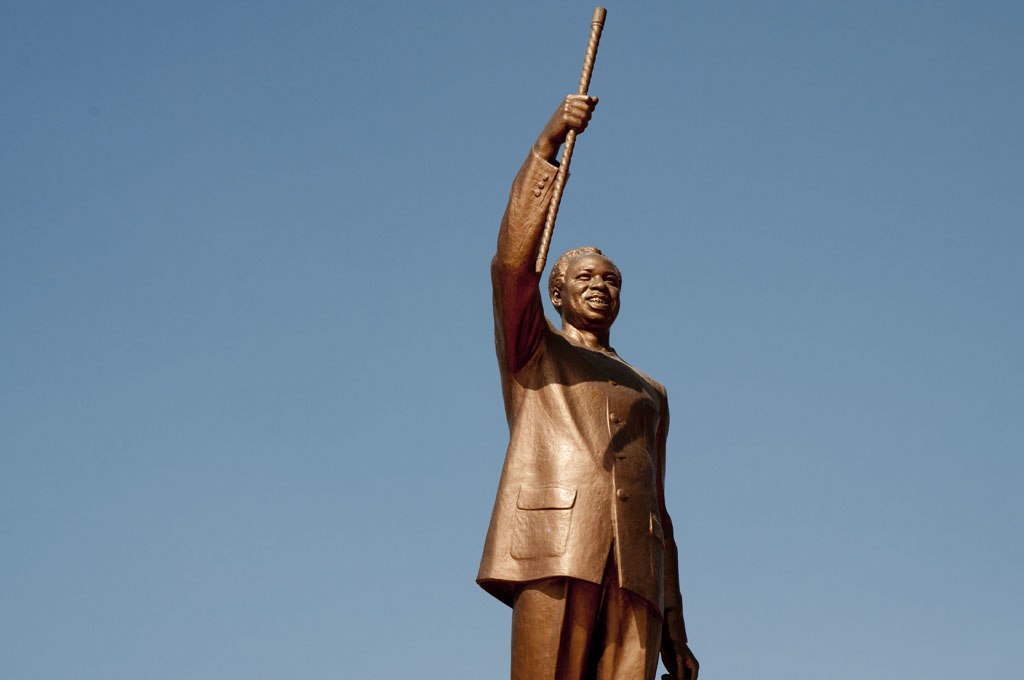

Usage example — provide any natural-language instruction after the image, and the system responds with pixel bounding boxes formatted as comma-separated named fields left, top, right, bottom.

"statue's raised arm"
left=492, top=95, right=597, bottom=374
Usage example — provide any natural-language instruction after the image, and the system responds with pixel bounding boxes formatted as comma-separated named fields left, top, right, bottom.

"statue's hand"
left=534, top=94, right=598, bottom=161
left=662, top=641, right=699, bottom=680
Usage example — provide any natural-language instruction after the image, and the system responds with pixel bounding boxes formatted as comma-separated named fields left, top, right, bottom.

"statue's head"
left=549, top=246, right=621, bottom=331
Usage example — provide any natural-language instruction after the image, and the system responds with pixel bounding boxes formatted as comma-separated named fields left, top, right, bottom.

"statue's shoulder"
left=617, top=356, right=668, bottom=402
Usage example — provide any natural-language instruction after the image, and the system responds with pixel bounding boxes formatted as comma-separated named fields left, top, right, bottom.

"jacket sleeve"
left=656, top=389, right=689, bottom=646
left=492, top=150, right=559, bottom=375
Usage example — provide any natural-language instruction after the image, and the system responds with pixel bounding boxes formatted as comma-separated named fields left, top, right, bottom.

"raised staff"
left=535, top=6, right=607, bottom=274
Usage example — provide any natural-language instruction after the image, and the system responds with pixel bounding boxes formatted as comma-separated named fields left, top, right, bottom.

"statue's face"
left=554, top=253, right=621, bottom=331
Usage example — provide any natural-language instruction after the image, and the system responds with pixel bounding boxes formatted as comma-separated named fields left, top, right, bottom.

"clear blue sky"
left=2, top=2, right=1021, bottom=678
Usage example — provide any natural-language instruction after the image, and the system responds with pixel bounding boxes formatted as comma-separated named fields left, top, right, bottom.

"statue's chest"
left=554, top=345, right=662, bottom=445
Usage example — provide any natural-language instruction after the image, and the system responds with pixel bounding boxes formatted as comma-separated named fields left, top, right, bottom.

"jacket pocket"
left=511, top=486, right=577, bottom=559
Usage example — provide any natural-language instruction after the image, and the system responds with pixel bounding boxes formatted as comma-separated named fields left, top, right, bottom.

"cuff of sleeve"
left=530, top=149, right=559, bottom=171
left=523, top=150, right=561, bottom=201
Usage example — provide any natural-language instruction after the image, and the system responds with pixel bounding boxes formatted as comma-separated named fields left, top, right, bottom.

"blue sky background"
left=2, top=1, right=1021, bottom=678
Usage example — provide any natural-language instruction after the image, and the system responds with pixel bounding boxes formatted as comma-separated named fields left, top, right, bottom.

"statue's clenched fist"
left=560, top=93, right=598, bottom=134
left=534, top=94, right=599, bottom=161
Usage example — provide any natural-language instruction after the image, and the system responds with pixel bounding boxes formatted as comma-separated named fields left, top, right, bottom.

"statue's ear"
left=550, top=287, right=562, bottom=313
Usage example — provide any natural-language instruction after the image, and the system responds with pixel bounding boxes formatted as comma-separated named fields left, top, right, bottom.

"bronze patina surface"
left=477, top=42, right=700, bottom=680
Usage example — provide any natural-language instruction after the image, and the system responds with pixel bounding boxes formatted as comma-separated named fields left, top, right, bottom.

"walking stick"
left=534, top=7, right=607, bottom=274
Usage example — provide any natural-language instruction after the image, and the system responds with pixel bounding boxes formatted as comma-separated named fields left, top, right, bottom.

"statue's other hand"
left=662, top=642, right=699, bottom=680
left=534, top=94, right=599, bottom=160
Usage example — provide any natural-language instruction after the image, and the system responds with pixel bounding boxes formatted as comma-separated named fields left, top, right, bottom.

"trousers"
left=510, top=551, right=662, bottom=680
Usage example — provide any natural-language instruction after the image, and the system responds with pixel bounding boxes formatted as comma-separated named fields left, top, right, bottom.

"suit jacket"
left=477, top=150, right=688, bottom=643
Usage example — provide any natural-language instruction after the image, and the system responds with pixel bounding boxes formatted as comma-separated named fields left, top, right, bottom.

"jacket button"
left=616, top=489, right=629, bottom=501
left=610, top=413, right=622, bottom=424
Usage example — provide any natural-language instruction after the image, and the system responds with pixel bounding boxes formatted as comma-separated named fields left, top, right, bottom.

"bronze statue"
left=476, top=13, right=699, bottom=680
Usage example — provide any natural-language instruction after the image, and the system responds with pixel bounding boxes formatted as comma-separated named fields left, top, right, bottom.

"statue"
left=476, top=13, right=700, bottom=680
